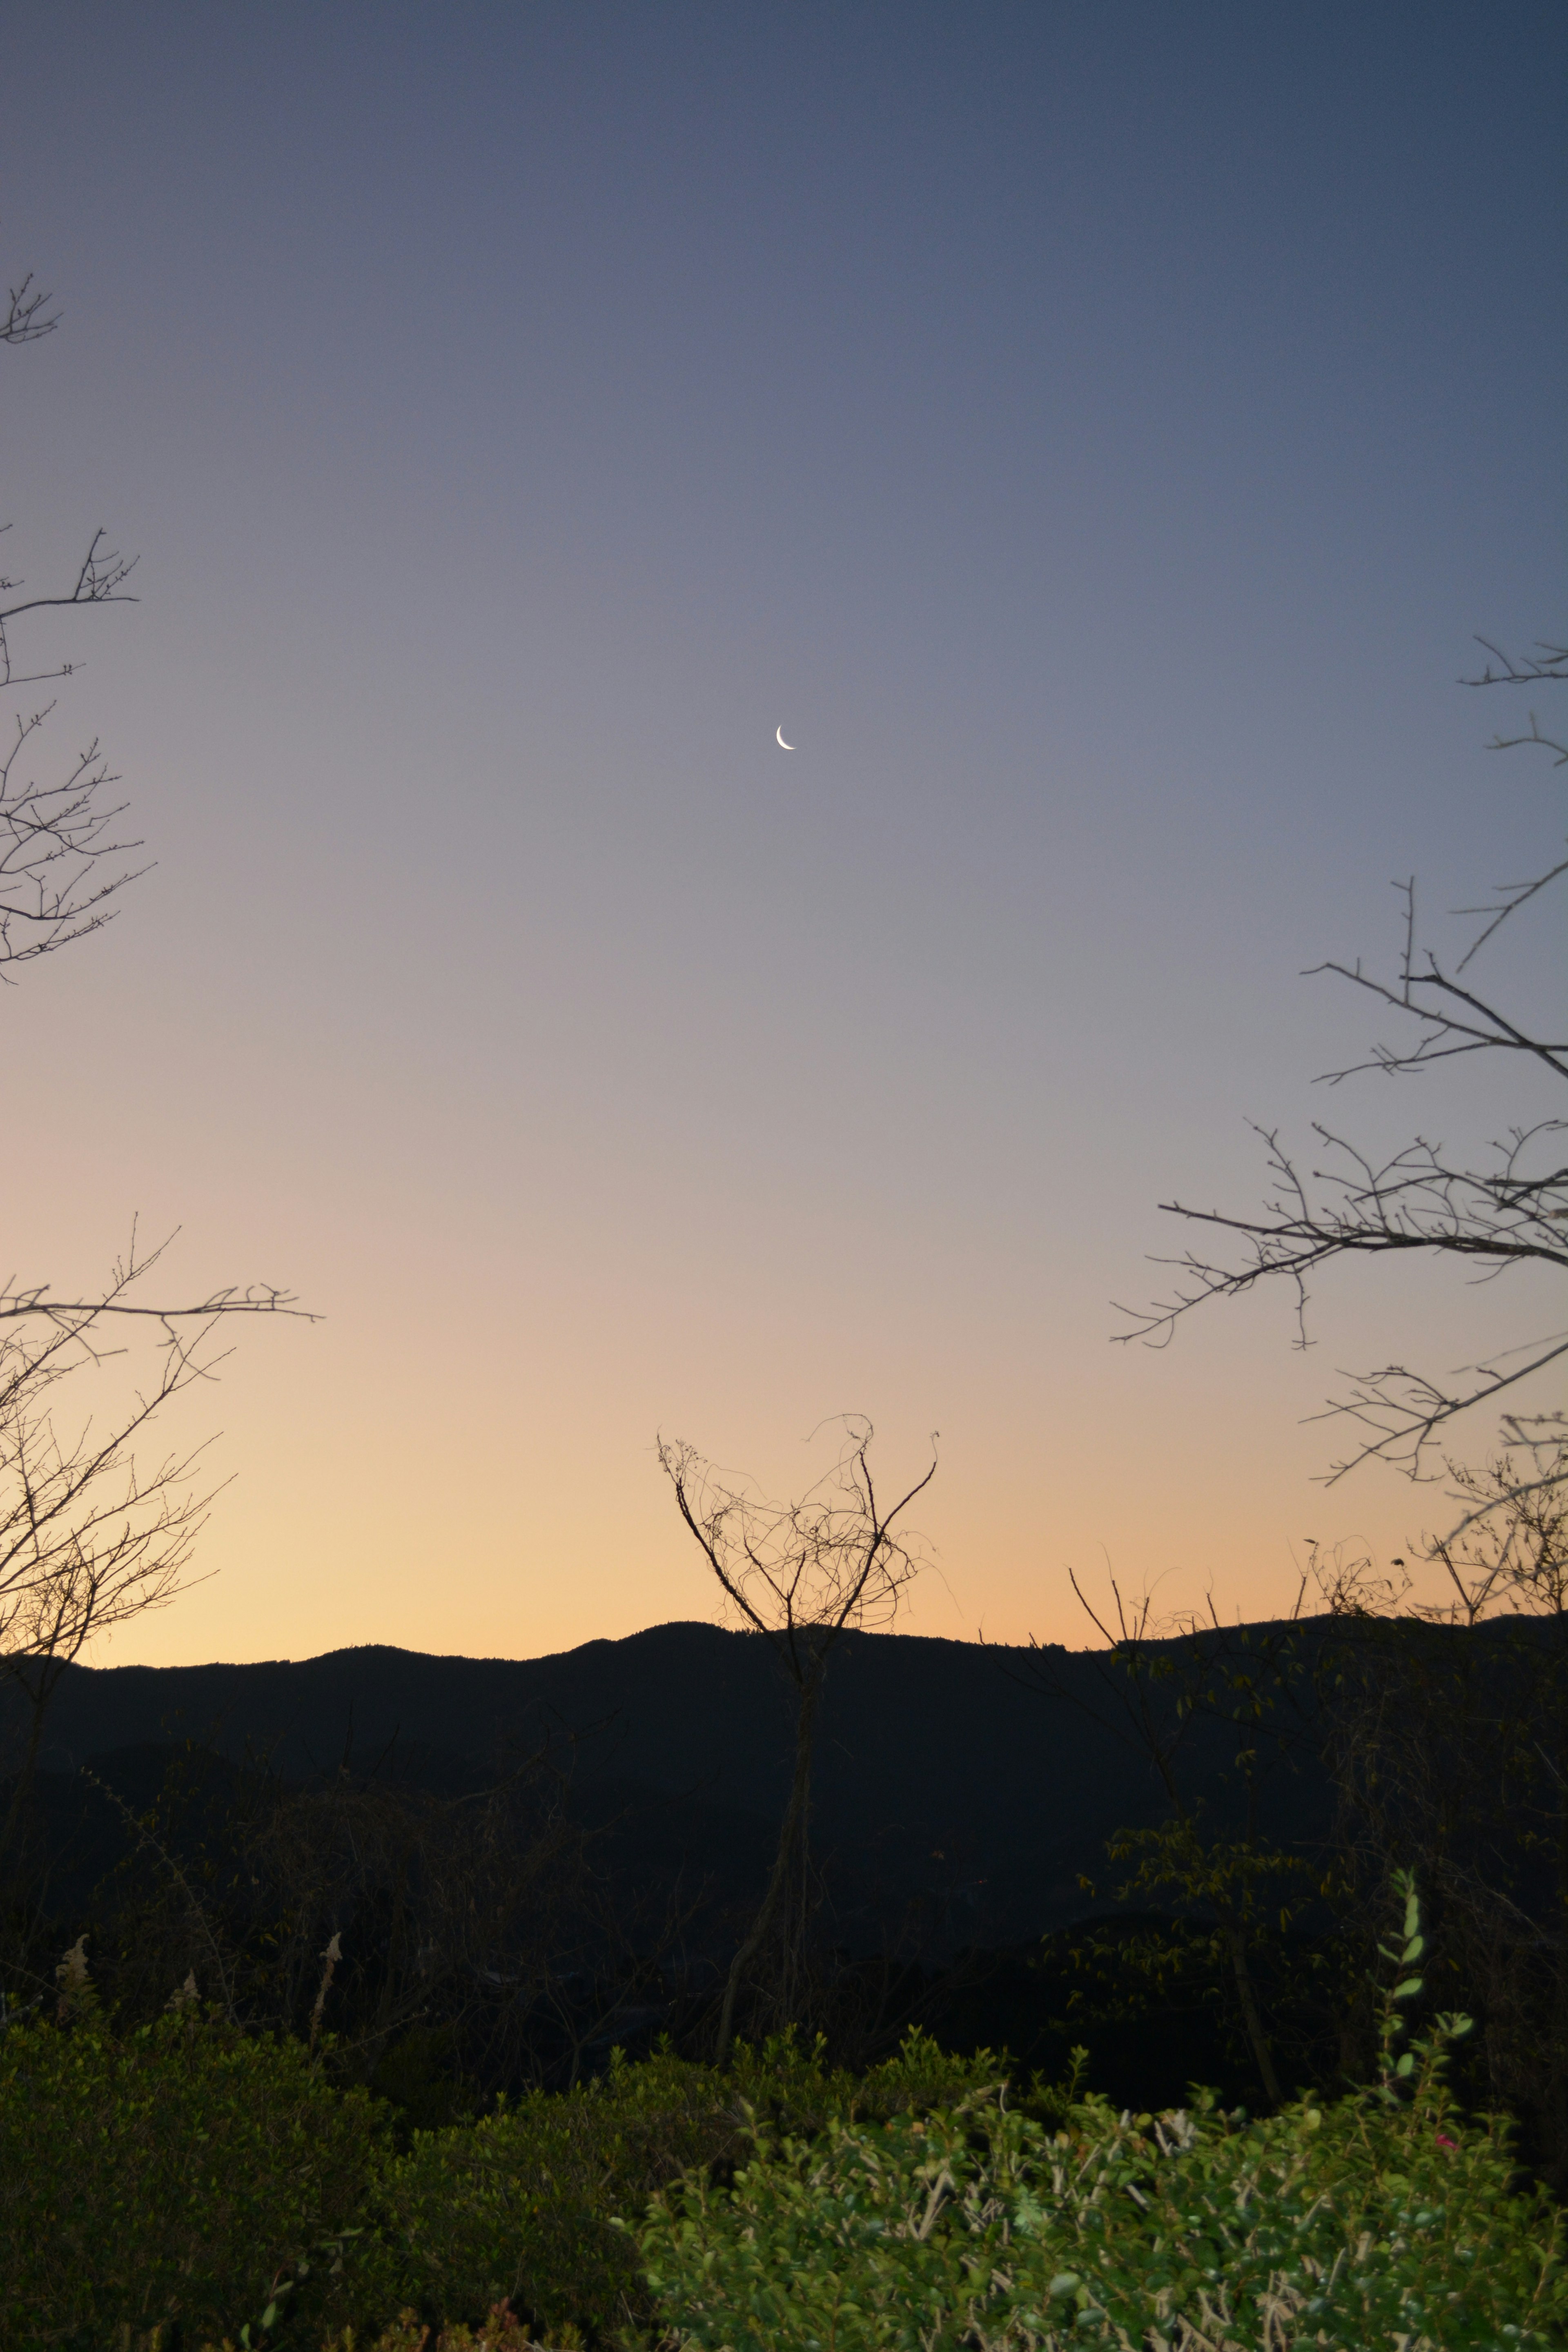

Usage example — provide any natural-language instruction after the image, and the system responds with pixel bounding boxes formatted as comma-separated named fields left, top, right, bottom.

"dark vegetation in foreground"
left=7, top=1540, right=1566, bottom=2163
left=4, top=1893, right=1566, bottom=2351
left=3, top=1514, right=1568, bottom=2348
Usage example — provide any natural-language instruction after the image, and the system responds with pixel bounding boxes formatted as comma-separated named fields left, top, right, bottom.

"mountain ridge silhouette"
left=4, top=1619, right=1337, bottom=1947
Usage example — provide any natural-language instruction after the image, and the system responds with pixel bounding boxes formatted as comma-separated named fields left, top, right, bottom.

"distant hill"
left=3, top=1621, right=1336, bottom=1950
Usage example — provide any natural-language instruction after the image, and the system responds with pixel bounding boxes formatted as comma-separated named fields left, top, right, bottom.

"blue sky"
left=3, top=2, right=1562, bottom=1662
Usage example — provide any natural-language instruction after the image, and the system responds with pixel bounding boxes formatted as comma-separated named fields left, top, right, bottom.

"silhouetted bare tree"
left=659, top=1417, right=936, bottom=2063
left=2, top=259, right=144, bottom=973
left=0, top=1235, right=241, bottom=1851
left=1119, top=639, right=1566, bottom=1539
left=0, top=261, right=305, bottom=1874
left=0, top=1224, right=305, bottom=1870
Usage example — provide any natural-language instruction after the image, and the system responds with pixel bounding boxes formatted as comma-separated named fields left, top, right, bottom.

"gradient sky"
left=3, top=1, right=1563, bottom=1667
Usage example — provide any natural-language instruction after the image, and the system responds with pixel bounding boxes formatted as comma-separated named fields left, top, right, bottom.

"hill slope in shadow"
left=5, top=1622, right=1338, bottom=1950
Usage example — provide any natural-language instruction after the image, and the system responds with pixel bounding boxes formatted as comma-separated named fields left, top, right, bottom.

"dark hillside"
left=2, top=1621, right=1336, bottom=1949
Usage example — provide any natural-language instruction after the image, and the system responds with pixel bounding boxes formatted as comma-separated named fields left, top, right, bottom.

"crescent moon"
left=776, top=726, right=796, bottom=750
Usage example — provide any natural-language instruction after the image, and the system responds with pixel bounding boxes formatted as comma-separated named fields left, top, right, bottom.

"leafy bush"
left=635, top=2059, right=1568, bottom=2351
left=359, top=2031, right=1014, bottom=2341
left=13, top=1902, right=1562, bottom=2352
left=314, top=2308, right=547, bottom=2352
left=0, top=1975, right=1002, bottom=2352
left=0, top=1998, right=388, bottom=2352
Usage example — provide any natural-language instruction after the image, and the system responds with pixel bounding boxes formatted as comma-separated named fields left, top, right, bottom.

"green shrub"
left=635, top=2062, right=1568, bottom=2352
left=314, top=2307, right=548, bottom=2352
left=0, top=2002, right=388, bottom=2352
left=22, top=1942, right=1555, bottom=2352
left=359, top=2031, right=1011, bottom=2341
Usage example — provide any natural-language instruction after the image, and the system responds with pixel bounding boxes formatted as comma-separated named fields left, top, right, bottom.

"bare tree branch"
left=659, top=1416, right=936, bottom=2061
left=1309, top=901, right=1568, bottom=1085
left=0, top=703, right=150, bottom=969
left=1, top=284, right=142, bottom=940
left=1119, top=636, right=1567, bottom=1533
left=0, top=1257, right=247, bottom=1874
left=0, top=1223, right=310, bottom=1345
left=1461, top=637, right=1568, bottom=690
left=0, top=273, right=60, bottom=347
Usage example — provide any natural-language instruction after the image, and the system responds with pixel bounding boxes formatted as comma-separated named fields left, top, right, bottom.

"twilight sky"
left=3, top=1, right=1562, bottom=1666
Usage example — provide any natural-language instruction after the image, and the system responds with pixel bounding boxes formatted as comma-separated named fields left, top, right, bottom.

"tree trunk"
left=1218, top=1901, right=1282, bottom=2105
left=714, top=1661, right=824, bottom=2066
